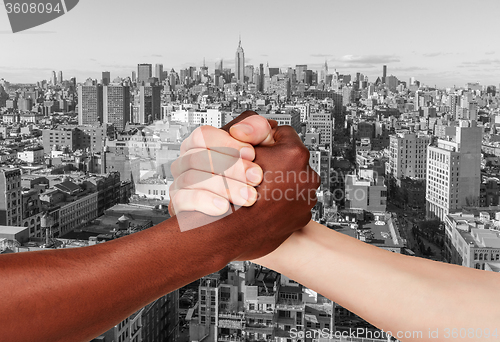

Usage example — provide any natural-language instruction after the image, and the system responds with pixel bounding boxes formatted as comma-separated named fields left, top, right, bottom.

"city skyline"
left=1, top=0, right=500, bottom=88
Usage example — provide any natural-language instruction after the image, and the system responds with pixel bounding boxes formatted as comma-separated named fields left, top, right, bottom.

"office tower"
left=215, top=59, right=223, bottom=72
left=102, top=71, right=111, bottom=86
left=103, top=85, right=130, bottom=131
left=137, top=64, right=152, bottom=85
left=388, top=133, right=431, bottom=181
left=51, top=71, right=57, bottom=85
left=296, top=65, right=307, bottom=83
left=58, top=71, right=63, bottom=84
left=382, top=65, right=387, bottom=83
left=258, top=64, right=264, bottom=92
left=426, top=120, right=482, bottom=221
left=155, top=64, right=164, bottom=82
left=245, top=65, right=254, bottom=82
left=306, top=112, right=334, bottom=148
left=235, top=38, right=245, bottom=84
left=0, top=167, right=22, bottom=226
left=78, top=84, right=104, bottom=125
left=138, top=84, right=161, bottom=124
left=131, top=71, right=137, bottom=83
left=386, top=75, right=399, bottom=92
left=321, top=60, right=328, bottom=83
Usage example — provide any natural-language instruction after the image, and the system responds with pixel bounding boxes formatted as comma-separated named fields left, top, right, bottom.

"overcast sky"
left=1, top=0, right=499, bottom=88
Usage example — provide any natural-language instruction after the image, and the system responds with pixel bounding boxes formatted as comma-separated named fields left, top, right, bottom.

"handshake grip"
left=173, top=111, right=320, bottom=261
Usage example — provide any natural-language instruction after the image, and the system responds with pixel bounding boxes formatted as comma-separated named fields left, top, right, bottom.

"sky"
left=1, top=0, right=499, bottom=88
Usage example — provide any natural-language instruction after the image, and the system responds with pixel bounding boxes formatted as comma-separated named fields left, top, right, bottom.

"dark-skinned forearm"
left=0, top=213, right=243, bottom=342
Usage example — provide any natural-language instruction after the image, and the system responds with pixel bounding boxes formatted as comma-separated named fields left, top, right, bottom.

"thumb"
left=229, top=115, right=276, bottom=146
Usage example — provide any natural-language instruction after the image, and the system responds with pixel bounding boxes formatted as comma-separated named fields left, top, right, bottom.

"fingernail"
left=240, top=147, right=254, bottom=160
left=240, top=186, right=256, bottom=201
left=233, top=123, right=254, bottom=135
left=246, top=167, right=262, bottom=184
left=213, top=197, right=227, bottom=210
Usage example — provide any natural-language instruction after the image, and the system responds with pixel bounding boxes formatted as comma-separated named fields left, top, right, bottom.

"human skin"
left=0, top=111, right=318, bottom=342
left=173, top=113, right=500, bottom=341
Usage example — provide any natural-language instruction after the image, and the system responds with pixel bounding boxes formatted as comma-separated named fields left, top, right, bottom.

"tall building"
left=102, top=71, right=111, bottom=86
left=306, top=112, right=334, bottom=148
left=155, top=64, right=164, bottom=82
left=382, top=65, right=387, bottom=84
left=296, top=65, right=307, bottom=83
left=0, top=168, right=22, bottom=227
left=235, top=38, right=245, bottom=84
left=78, top=84, right=104, bottom=126
left=426, top=120, right=482, bottom=220
left=387, top=132, right=431, bottom=182
left=137, top=64, right=153, bottom=85
left=51, top=71, right=57, bottom=85
left=58, top=71, right=63, bottom=84
left=138, top=84, right=161, bottom=124
left=103, top=85, right=130, bottom=131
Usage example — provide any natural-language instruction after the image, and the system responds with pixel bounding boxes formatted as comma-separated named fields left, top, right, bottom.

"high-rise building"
left=296, top=65, right=307, bottom=83
left=235, top=38, right=245, bottom=84
left=382, top=65, right=387, bottom=84
left=51, top=71, right=57, bottom=85
left=137, top=64, right=153, bottom=85
left=102, top=71, right=111, bottom=86
left=245, top=65, right=254, bottom=82
left=103, top=85, right=130, bottom=131
left=306, top=112, right=334, bottom=148
left=258, top=64, right=264, bottom=92
left=138, top=84, right=161, bottom=124
left=155, top=64, right=164, bottom=82
left=387, top=132, right=431, bottom=182
left=0, top=167, right=22, bottom=226
left=131, top=71, right=137, bottom=83
left=426, top=120, right=482, bottom=220
left=58, top=71, right=63, bottom=84
left=78, top=84, right=104, bottom=126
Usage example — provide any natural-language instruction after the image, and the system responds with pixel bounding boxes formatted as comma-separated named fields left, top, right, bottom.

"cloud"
left=485, top=51, right=496, bottom=55
left=422, top=52, right=453, bottom=57
left=338, top=55, right=400, bottom=64
left=460, top=59, right=500, bottom=66
left=311, top=53, right=333, bottom=58
left=390, top=66, right=428, bottom=72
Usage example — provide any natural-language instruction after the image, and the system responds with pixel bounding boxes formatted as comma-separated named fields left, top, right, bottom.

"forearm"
left=254, top=221, right=500, bottom=341
left=0, top=214, right=233, bottom=342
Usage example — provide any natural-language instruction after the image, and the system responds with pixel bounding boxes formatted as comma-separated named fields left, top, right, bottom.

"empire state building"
left=235, top=38, right=245, bottom=85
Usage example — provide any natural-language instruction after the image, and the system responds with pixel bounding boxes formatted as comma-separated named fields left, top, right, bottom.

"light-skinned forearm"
left=254, top=220, right=500, bottom=341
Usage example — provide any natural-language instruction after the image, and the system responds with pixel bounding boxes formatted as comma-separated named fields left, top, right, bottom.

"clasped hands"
left=169, top=111, right=320, bottom=261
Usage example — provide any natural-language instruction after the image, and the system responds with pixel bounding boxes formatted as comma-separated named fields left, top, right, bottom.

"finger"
left=170, top=189, right=230, bottom=216
left=170, top=148, right=263, bottom=185
left=170, top=170, right=258, bottom=207
left=180, top=125, right=255, bottom=161
left=229, top=115, right=276, bottom=146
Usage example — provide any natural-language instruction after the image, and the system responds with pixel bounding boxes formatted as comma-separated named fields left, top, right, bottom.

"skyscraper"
left=138, top=84, right=161, bottom=124
left=103, top=85, right=130, bottom=131
left=58, top=71, right=63, bottom=84
left=426, top=120, right=482, bottom=220
left=382, top=65, right=387, bottom=84
left=235, top=38, right=245, bottom=84
left=296, top=65, right=307, bottom=83
left=155, top=64, right=164, bottom=82
left=102, top=71, right=111, bottom=86
left=78, top=84, right=104, bottom=125
left=51, top=71, right=57, bottom=85
left=137, top=64, right=152, bottom=85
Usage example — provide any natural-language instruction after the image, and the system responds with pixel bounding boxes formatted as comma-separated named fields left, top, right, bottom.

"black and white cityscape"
left=2, top=0, right=500, bottom=341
